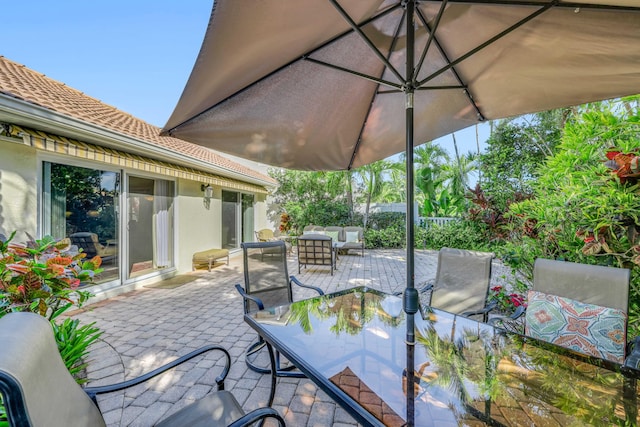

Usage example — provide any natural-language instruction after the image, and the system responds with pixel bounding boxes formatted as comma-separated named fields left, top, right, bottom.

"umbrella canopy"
left=163, top=2, right=639, bottom=424
left=162, top=1, right=640, bottom=171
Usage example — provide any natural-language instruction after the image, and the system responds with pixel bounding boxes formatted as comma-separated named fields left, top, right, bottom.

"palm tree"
left=355, top=160, right=394, bottom=227
left=441, top=151, right=478, bottom=214
left=413, top=143, right=451, bottom=217
left=376, top=161, right=405, bottom=203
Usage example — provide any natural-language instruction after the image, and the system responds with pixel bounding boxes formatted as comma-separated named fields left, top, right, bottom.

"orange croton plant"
left=0, top=232, right=102, bottom=321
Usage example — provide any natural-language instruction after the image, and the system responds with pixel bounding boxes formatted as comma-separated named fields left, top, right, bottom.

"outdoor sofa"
left=302, top=225, right=365, bottom=256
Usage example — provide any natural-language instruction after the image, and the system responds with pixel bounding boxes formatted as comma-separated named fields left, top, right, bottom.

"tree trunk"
left=451, top=133, right=464, bottom=190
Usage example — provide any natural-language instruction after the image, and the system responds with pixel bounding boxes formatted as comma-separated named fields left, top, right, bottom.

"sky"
left=2, top=1, right=489, bottom=162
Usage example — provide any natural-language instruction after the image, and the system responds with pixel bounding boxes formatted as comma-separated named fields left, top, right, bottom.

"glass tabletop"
left=245, top=286, right=640, bottom=427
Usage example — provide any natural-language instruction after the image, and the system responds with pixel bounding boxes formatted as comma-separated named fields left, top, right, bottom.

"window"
left=43, top=162, right=120, bottom=284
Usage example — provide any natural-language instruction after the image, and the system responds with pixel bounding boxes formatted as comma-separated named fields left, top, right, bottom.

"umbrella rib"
left=414, top=0, right=449, bottom=81
left=347, top=4, right=407, bottom=171
left=163, top=3, right=402, bottom=135
left=441, top=0, right=640, bottom=12
left=329, top=0, right=405, bottom=84
left=303, top=57, right=402, bottom=91
left=414, top=7, right=485, bottom=121
left=379, top=85, right=467, bottom=94
left=416, top=0, right=558, bottom=88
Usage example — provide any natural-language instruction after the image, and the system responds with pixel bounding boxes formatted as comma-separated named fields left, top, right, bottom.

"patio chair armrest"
left=227, top=407, right=286, bottom=427
left=83, top=345, right=231, bottom=404
left=489, top=305, right=527, bottom=326
left=624, top=336, right=640, bottom=371
left=290, top=275, right=324, bottom=296
left=462, top=301, right=497, bottom=318
left=487, top=305, right=526, bottom=328
left=235, top=284, right=265, bottom=310
left=393, top=281, right=434, bottom=297
left=418, top=281, right=434, bottom=293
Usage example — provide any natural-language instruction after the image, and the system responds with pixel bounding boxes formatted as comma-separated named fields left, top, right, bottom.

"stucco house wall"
left=0, top=140, right=38, bottom=242
left=0, top=56, right=277, bottom=301
left=175, top=179, right=224, bottom=273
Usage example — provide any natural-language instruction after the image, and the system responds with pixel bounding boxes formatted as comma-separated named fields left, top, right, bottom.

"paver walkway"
left=71, top=248, right=507, bottom=426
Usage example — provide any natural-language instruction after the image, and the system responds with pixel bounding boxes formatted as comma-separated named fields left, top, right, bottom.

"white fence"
left=417, top=217, right=460, bottom=228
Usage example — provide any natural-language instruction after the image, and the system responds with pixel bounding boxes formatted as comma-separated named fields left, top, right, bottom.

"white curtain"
left=153, top=180, right=171, bottom=268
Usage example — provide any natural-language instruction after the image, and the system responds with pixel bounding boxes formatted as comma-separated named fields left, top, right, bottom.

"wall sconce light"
left=201, top=184, right=213, bottom=199
left=201, top=184, right=213, bottom=209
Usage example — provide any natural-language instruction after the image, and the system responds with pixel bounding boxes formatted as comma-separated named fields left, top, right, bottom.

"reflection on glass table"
left=245, top=286, right=640, bottom=427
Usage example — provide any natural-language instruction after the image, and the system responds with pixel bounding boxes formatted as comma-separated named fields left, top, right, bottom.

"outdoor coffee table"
left=244, top=286, right=640, bottom=426
left=333, top=241, right=346, bottom=266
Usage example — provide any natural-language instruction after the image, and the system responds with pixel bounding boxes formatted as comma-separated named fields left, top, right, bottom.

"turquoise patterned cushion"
left=525, top=290, right=627, bottom=363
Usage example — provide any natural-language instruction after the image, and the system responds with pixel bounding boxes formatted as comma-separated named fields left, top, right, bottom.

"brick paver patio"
left=71, top=248, right=504, bottom=426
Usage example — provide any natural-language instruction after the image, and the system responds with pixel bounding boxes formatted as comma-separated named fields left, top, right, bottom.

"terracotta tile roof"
left=0, top=56, right=275, bottom=185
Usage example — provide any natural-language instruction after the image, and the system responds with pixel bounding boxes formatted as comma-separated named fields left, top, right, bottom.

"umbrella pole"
left=403, top=2, right=418, bottom=426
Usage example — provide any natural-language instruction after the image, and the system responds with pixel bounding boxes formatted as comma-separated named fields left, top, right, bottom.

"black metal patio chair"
left=235, top=240, right=324, bottom=377
left=399, top=247, right=495, bottom=322
left=0, top=312, right=285, bottom=427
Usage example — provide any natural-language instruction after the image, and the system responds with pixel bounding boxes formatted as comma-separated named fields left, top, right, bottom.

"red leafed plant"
left=488, top=285, right=526, bottom=315
left=279, top=212, right=292, bottom=234
left=605, top=149, right=640, bottom=184
left=0, top=232, right=102, bottom=321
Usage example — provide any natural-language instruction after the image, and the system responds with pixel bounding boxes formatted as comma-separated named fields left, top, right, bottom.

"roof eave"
left=0, top=93, right=275, bottom=188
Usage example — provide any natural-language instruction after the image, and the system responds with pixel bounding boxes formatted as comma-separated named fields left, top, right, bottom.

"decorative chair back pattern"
left=533, top=258, right=629, bottom=312
left=525, top=258, right=631, bottom=363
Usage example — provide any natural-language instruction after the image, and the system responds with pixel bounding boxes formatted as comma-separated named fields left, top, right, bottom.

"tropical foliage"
left=503, top=97, right=640, bottom=335
left=0, top=232, right=103, bottom=382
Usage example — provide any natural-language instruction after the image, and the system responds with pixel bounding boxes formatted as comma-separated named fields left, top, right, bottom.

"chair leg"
left=265, top=342, right=277, bottom=407
left=245, top=337, right=305, bottom=378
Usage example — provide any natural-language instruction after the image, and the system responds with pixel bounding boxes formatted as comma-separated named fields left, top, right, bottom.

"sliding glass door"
left=127, top=176, right=174, bottom=278
left=222, top=191, right=254, bottom=250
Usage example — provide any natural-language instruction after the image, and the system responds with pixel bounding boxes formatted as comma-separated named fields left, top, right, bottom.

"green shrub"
left=366, top=212, right=406, bottom=230
left=53, top=318, right=102, bottom=384
left=420, top=220, right=495, bottom=252
left=365, top=224, right=405, bottom=248
left=285, top=200, right=355, bottom=233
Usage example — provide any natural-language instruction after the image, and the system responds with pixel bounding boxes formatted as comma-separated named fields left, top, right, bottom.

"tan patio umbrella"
left=162, top=1, right=640, bottom=424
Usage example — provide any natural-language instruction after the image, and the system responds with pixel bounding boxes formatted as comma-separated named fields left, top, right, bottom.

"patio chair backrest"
left=69, top=232, right=102, bottom=258
left=0, top=312, right=107, bottom=427
left=302, top=225, right=324, bottom=233
left=429, top=247, right=494, bottom=316
left=526, top=258, right=631, bottom=363
left=255, top=228, right=276, bottom=241
left=533, top=258, right=629, bottom=312
left=241, top=241, right=292, bottom=313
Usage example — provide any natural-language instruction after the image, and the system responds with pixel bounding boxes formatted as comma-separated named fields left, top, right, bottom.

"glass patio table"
left=244, top=286, right=640, bottom=426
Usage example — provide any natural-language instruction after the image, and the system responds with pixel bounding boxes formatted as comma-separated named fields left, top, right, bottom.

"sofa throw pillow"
left=303, top=230, right=323, bottom=235
left=326, top=231, right=340, bottom=242
left=525, top=290, right=627, bottom=363
left=346, top=231, right=360, bottom=243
